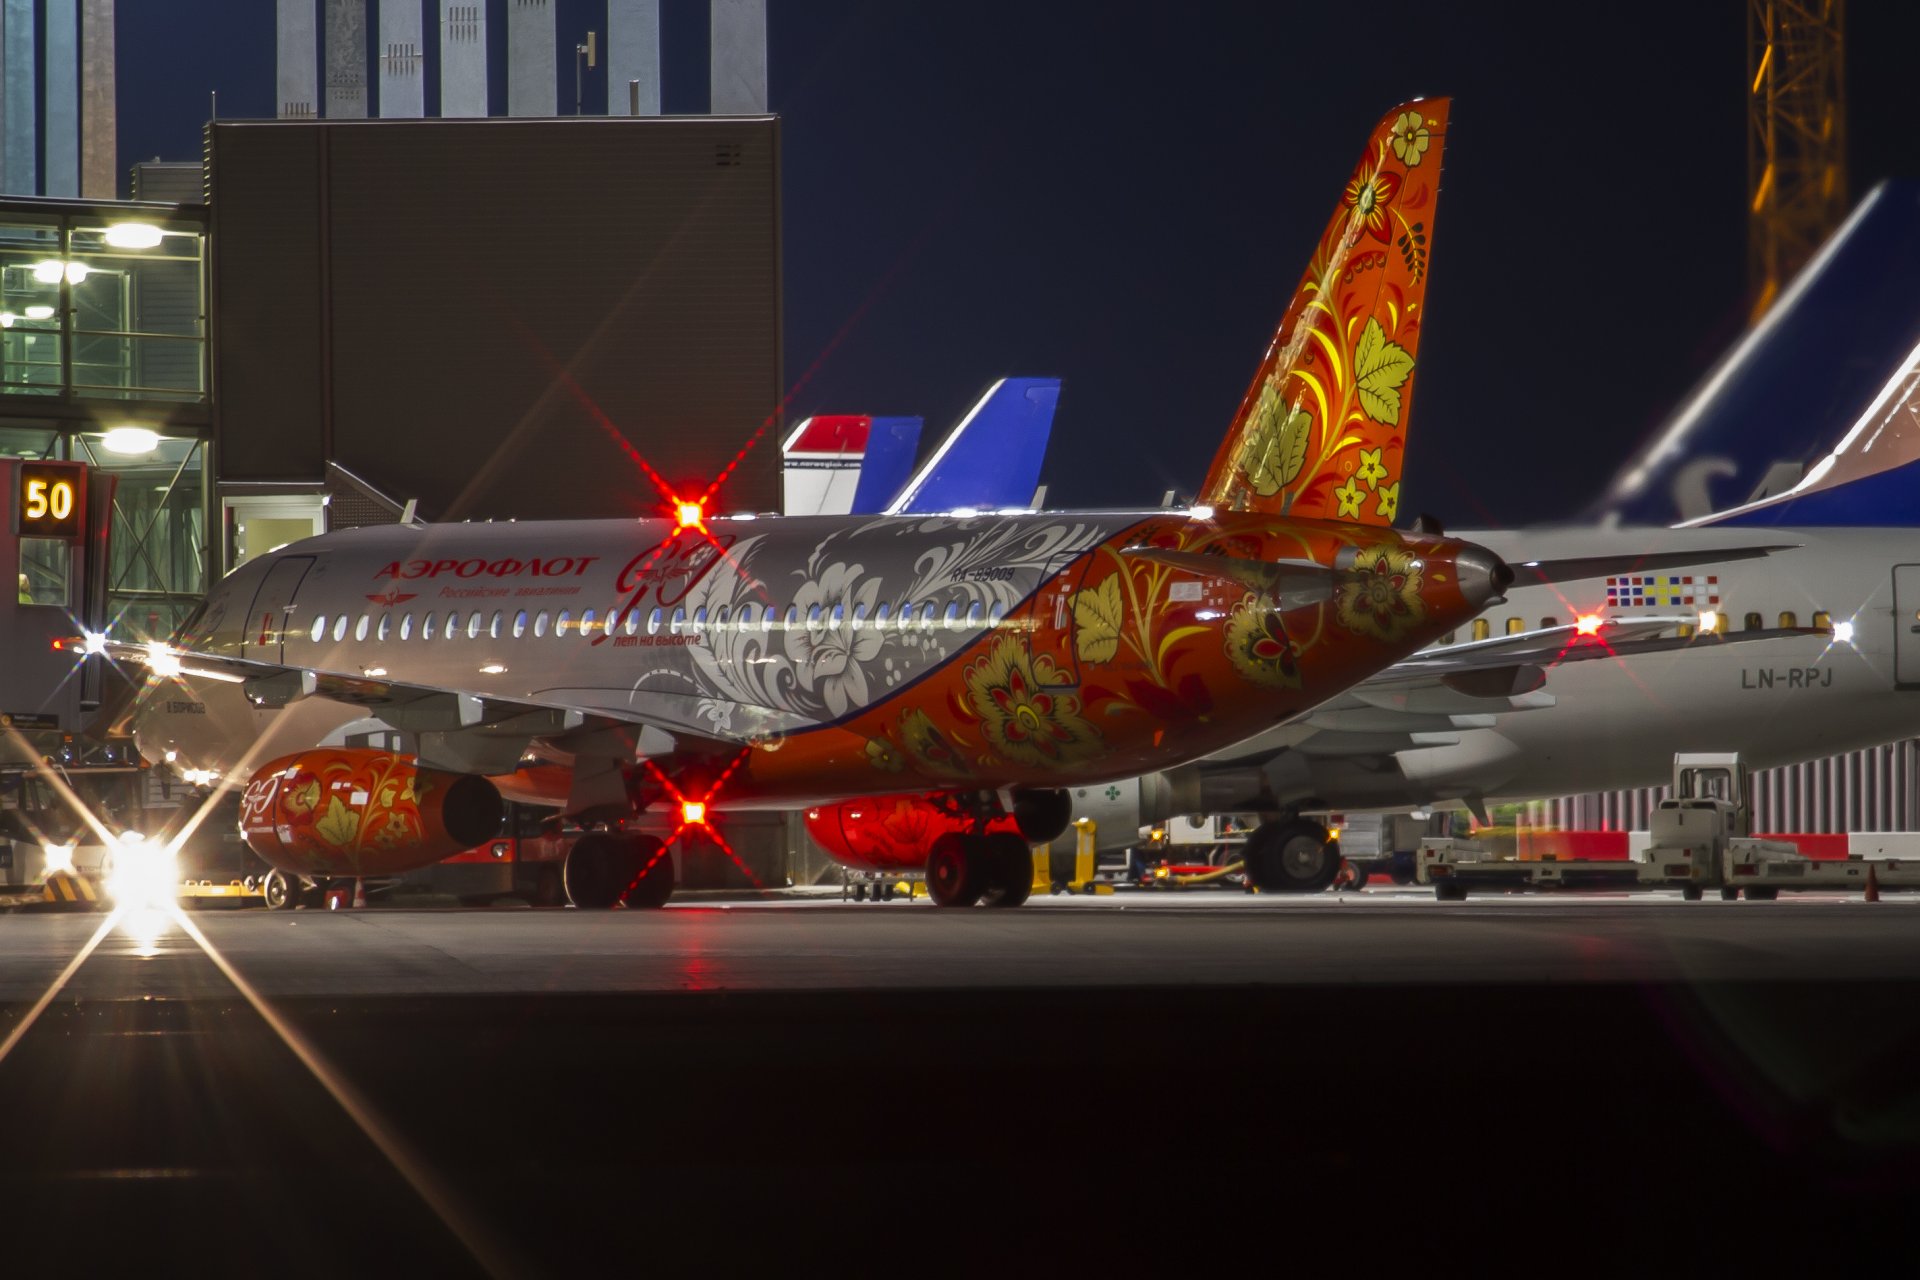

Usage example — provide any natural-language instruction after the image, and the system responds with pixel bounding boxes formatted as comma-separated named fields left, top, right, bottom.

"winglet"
left=1198, top=98, right=1450, bottom=525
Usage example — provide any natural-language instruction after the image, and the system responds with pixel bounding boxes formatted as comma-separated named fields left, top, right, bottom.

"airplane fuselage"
left=1204, top=525, right=1920, bottom=812
left=136, top=509, right=1499, bottom=812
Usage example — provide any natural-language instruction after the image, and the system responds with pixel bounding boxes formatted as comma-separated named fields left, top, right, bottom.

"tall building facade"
left=273, top=0, right=763, bottom=122
left=0, top=0, right=118, bottom=198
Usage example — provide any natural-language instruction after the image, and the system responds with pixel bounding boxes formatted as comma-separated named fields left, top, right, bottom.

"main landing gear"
left=925, top=831, right=1033, bottom=909
left=1241, top=817, right=1342, bottom=894
left=563, top=831, right=675, bottom=909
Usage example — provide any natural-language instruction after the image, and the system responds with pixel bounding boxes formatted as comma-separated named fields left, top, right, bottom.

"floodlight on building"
left=102, top=427, right=161, bottom=455
left=103, top=223, right=164, bottom=250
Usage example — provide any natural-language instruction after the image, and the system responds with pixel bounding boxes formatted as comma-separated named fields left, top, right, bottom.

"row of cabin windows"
left=1441, top=610, right=1834, bottom=646
left=303, top=598, right=1013, bottom=645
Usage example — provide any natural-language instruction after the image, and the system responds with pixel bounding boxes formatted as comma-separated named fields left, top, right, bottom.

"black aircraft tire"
left=980, top=833, right=1033, bottom=909
left=1242, top=820, right=1341, bottom=894
left=564, top=833, right=631, bottom=910
left=926, top=833, right=984, bottom=908
left=264, top=869, right=300, bottom=911
left=621, top=835, right=674, bottom=909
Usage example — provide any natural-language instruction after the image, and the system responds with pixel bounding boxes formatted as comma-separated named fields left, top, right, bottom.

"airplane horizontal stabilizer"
left=1507, top=545, right=1791, bottom=588
left=1117, top=545, right=1338, bottom=606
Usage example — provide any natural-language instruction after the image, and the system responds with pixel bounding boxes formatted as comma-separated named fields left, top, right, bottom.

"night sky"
left=113, top=1, right=1920, bottom=527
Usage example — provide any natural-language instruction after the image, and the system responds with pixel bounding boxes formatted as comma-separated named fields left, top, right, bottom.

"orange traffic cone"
left=1865, top=864, right=1881, bottom=903
left=352, top=877, right=367, bottom=909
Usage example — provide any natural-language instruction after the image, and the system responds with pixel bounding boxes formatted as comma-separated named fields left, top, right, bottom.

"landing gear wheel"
left=621, top=835, right=674, bottom=909
left=979, top=833, right=1033, bottom=909
left=264, top=869, right=301, bottom=911
left=1719, top=886, right=1742, bottom=902
left=926, top=833, right=984, bottom=908
left=1242, top=820, right=1341, bottom=894
left=563, top=833, right=632, bottom=909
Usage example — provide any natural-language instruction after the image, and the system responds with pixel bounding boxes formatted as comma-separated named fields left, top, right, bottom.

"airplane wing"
left=105, top=640, right=720, bottom=778
left=1206, top=617, right=1827, bottom=761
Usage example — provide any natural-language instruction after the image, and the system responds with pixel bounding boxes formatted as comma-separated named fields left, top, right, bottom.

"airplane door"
left=1897, top=565, right=1920, bottom=689
left=1030, top=549, right=1092, bottom=686
left=243, top=556, right=316, bottom=664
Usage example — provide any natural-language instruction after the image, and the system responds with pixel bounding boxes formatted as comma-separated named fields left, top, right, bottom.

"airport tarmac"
left=3, top=888, right=1920, bottom=1000
left=5, top=891, right=1919, bottom=1275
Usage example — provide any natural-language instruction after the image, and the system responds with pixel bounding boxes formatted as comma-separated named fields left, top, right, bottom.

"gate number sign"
left=15, top=462, right=86, bottom=539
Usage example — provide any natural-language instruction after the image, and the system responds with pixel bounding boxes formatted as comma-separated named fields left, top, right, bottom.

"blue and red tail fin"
left=782, top=415, right=872, bottom=516
left=1198, top=97, right=1449, bottom=525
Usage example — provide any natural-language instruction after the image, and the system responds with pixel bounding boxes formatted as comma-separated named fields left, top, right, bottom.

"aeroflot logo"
left=375, top=556, right=602, bottom=580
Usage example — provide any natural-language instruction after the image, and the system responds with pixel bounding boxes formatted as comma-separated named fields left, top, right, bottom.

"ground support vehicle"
left=1417, top=752, right=1920, bottom=900
left=1037, top=819, right=1107, bottom=894
left=841, top=867, right=920, bottom=902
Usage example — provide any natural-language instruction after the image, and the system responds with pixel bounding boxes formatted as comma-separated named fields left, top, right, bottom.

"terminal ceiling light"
left=30, top=259, right=88, bottom=285
left=0, top=312, right=13, bottom=327
left=22, top=305, right=54, bottom=320
left=103, top=222, right=164, bottom=250
left=102, top=426, right=160, bottom=454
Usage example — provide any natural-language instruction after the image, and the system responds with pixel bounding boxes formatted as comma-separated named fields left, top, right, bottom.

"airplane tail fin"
left=1598, top=182, right=1920, bottom=526
left=782, top=415, right=872, bottom=516
left=1689, top=337, right=1920, bottom=527
left=886, top=377, right=1060, bottom=514
left=1197, top=97, right=1450, bottom=525
left=849, top=417, right=925, bottom=514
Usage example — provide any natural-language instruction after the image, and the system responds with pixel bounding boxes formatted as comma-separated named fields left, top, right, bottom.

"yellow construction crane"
left=1747, top=0, right=1847, bottom=321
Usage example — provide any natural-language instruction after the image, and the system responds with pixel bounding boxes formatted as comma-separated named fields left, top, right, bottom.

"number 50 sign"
left=14, top=461, right=87, bottom=539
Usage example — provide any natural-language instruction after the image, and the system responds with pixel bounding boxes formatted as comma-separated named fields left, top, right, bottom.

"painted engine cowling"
left=803, top=795, right=1022, bottom=874
left=239, top=749, right=505, bottom=876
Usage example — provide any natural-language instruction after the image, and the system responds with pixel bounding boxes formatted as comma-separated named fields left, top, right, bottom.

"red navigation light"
left=680, top=799, right=708, bottom=827
left=1574, top=613, right=1604, bottom=637
left=674, top=499, right=707, bottom=531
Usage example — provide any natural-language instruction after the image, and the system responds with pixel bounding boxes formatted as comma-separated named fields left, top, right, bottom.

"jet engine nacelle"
left=1051, top=767, right=1273, bottom=856
left=239, top=748, right=504, bottom=876
left=803, top=795, right=1025, bottom=874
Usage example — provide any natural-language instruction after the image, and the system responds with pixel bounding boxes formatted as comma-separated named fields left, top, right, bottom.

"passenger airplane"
left=123, top=97, right=1592, bottom=909
left=1045, top=221, right=1920, bottom=875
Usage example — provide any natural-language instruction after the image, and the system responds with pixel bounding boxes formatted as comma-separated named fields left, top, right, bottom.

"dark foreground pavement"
left=3, top=902, right=1919, bottom=1274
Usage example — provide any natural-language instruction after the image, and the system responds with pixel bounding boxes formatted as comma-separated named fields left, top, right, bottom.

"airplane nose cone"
left=1453, top=544, right=1513, bottom=609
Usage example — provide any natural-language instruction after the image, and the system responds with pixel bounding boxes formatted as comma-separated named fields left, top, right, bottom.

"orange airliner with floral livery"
left=126, top=96, right=1513, bottom=909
